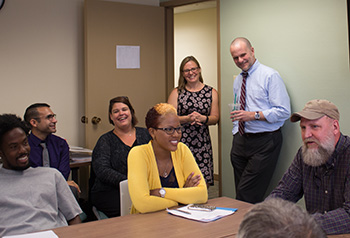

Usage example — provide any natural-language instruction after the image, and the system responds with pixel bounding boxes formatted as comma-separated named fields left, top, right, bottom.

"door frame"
left=161, top=0, right=222, bottom=196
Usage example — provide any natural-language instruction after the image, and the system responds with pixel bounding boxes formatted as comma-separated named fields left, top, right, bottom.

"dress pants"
left=230, top=129, right=282, bottom=204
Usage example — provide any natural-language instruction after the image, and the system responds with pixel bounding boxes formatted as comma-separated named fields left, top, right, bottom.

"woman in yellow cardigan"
left=128, top=103, right=208, bottom=214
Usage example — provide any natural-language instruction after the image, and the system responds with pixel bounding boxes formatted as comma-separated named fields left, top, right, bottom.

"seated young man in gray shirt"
left=0, top=114, right=82, bottom=237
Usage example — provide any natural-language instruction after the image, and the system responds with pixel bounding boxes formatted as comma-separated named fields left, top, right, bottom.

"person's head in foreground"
left=0, top=114, right=30, bottom=171
left=290, top=99, right=340, bottom=167
left=146, top=103, right=182, bottom=152
left=237, top=198, right=326, bottom=238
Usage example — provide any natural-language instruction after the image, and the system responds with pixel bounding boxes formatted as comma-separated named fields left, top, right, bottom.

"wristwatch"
left=159, top=188, right=166, bottom=198
left=254, top=111, right=260, bottom=120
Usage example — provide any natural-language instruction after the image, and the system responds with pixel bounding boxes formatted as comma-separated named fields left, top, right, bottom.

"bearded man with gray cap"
left=267, top=99, right=350, bottom=235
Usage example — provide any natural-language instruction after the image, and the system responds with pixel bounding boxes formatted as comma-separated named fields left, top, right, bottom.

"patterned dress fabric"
left=177, top=84, right=214, bottom=185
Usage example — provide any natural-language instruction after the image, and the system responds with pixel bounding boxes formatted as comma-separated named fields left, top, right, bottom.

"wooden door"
left=84, top=0, right=167, bottom=148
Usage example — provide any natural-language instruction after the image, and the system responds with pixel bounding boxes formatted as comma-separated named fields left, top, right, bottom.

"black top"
left=90, top=127, right=151, bottom=217
left=160, top=167, right=179, bottom=188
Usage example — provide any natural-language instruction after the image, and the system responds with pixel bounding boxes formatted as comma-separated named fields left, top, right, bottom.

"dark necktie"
left=238, top=72, right=248, bottom=135
left=40, top=142, right=50, bottom=167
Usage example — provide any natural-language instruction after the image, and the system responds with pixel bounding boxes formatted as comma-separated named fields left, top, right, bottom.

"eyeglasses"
left=154, top=126, right=184, bottom=135
left=182, top=67, right=199, bottom=74
left=34, top=114, right=56, bottom=121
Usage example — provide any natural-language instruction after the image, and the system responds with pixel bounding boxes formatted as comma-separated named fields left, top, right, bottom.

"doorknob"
left=81, top=116, right=88, bottom=124
left=92, top=116, right=101, bottom=125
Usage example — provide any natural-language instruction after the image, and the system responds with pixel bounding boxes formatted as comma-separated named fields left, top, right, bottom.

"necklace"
left=163, top=162, right=169, bottom=178
left=156, top=156, right=172, bottom=178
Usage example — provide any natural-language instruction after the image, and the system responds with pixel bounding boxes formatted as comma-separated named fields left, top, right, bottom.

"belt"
left=242, top=129, right=280, bottom=138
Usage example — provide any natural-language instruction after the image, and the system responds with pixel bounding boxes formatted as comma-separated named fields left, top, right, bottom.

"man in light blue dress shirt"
left=229, top=37, right=291, bottom=203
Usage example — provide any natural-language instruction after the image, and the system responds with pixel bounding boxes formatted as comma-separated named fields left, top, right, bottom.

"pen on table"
left=176, top=209, right=191, bottom=215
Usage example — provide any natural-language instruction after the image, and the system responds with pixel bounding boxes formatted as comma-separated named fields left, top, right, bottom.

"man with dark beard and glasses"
left=0, top=114, right=82, bottom=237
left=267, top=99, right=350, bottom=235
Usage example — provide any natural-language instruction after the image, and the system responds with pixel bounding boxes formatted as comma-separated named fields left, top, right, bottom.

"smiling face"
left=109, top=102, right=132, bottom=129
left=182, top=60, right=201, bottom=84
left=30, top=107, right=57, bottom=140
left=230, top=40, right=256, bottom=72
left=149, top=113, right=182, bottom=153
left=0, top=127, right=30, bottom=170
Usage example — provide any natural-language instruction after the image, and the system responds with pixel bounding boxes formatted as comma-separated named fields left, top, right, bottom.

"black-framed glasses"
left=34, top=114, right=56, bottom=121
left=182, top=67, right=199, bottom=74
left=153, top=126, right=184, bottom=135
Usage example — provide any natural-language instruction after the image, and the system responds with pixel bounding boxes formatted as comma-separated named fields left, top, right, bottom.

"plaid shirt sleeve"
left=312, top=206, right=350, bottom=235
left=267, top=150, right=304, bottom=202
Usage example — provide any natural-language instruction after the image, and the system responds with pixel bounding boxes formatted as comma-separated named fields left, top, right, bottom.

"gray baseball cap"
left=290, top=99, right=339, bottom=122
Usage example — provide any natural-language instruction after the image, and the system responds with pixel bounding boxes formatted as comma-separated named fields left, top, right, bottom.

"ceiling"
left=174, top=1, right=216, bottom=14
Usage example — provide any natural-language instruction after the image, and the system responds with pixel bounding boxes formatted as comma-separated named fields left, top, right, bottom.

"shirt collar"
left=29, top=133, right=51, bottom=146
left=241, top=59, right=259, bottom=77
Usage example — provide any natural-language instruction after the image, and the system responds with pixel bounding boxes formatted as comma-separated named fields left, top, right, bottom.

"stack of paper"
left=70, top=146, right=92, bottom=155
left=70, top=146, right=92, bottom=162
left=167, top=204, right=237, bottom=222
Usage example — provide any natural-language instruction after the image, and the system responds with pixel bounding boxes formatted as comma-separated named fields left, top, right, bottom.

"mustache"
left=303, top=138, right=320, bottom=145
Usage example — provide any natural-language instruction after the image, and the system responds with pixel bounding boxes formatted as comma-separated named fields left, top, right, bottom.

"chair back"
left=120, top=179, right=132, bottom=216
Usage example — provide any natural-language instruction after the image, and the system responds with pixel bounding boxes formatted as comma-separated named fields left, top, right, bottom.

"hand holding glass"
left=228, top=103, right=241, bottom=112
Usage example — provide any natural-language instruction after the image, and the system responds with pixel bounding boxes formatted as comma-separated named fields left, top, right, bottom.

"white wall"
left=220, top=0, right=350, bottom=198
left=174, top=7, right=219, bottom=175
left=0, top=0, right=159, bottom=147
left=0, top=0, right=85, bottom=146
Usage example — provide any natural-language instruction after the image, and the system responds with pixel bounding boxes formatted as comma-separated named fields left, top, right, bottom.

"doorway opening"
left=172, top=1, right=219, bottom=198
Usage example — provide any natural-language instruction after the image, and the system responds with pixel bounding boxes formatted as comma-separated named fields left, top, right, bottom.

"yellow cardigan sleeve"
left=127, top=142, right=207, bottom=214
left=128, top=142, right=178, bottom=214
left=165, top=142, right=208, bottom=204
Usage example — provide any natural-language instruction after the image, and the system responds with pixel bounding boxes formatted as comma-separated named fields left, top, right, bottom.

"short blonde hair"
left=145, top=103, right=177, bottom=129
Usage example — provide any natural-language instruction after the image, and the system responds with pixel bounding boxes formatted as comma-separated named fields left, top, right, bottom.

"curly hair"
left=0, top=114, right=29, bottom=146
left=145, top=103, right=177, bottom=129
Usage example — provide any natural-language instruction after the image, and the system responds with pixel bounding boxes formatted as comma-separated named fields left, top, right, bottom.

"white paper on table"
left=3, top=230, right=58, bottom=238
left=69, top=146, right=92, bottom=154
left=167, top=204, right=237, bottom=222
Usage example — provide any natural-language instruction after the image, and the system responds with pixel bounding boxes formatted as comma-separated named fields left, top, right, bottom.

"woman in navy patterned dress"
left=168, top=56, right=219, bottom=186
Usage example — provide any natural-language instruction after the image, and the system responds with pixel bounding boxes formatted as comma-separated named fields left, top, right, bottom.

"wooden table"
left=53, top=197, right=252, bottom=238
left=69, top=147, right=92, bottom=183
left=69, top=158, right=91, bottom=183
left=52, top=196, right=350, bottom=238
left=70, top=157, right=91, bottom=200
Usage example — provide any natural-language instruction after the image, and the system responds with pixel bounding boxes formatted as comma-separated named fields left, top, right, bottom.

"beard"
left=301, top=132, right=335, bottom=167
left=9, top=163, right=30, bottom=171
